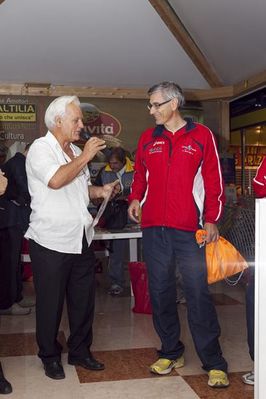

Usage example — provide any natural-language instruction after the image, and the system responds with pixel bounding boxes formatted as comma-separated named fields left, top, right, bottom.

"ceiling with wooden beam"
left=0, top=0, right=265, bottom=100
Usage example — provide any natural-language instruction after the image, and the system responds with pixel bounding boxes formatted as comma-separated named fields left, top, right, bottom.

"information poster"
left=0, top=96, right=42, bottom=148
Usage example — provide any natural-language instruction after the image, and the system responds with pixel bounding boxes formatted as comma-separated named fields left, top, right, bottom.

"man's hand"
left=128, top=199, right=140, bottom=223
left=89, top=179, right=121, bottom=201
left=203, top=222, right=219, bottom=243
left=0, top=171, right=7, bottom=196
left=102, top=179, right=121, bottom=200
left=82, top=136, right=106, bottom=163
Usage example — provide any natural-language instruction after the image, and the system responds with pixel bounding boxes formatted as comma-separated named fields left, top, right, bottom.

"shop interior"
left=0, top=88, right=263, bottom=399
left=0, top=1, right=265, bottom=398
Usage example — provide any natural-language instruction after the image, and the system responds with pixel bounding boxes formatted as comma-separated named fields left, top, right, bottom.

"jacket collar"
left=152, top=117, right=196, bottom=138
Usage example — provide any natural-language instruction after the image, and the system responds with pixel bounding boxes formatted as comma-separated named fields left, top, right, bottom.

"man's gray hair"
left=147, top=81, right=185, bottom=108
left=44, top=95, right=81, bottom=131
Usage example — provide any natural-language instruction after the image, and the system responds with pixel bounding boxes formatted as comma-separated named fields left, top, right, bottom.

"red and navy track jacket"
left=128, top=119, right=225, bottom=231
left=253, top=156, right=266, bottom=197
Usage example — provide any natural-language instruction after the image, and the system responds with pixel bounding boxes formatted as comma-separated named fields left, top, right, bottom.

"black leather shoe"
left=0, top=378, right=12, bottom=395
left=68, top=354, right=105, bottom=370
left=44, top=361, right=65, bottom=380
left=0, top=362, right=12, bottom=394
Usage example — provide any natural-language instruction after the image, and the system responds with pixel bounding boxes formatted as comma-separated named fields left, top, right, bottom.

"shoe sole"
left=150, top=366, right=174, bottom=375
left=0, top=311, right=31, bottom=316
left=208, top=380, right=229, bottom=388
left=19, top=303, right=36, bottom=308
left=45, top=370, right=65, bottom=380
left=242, top=379, right=254, bottom=385
left=150, top=360, right=184, bottom=375
left=108, top=290, right=124, bottom=296
left=68, top=360, right=105, bottom=371
left=208, top=384, right=229, bottom=388
left=44, top=366, right=65, bottom=380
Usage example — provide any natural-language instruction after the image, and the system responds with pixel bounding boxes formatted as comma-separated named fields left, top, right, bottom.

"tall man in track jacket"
left=128, top=81, right=229, bottom=388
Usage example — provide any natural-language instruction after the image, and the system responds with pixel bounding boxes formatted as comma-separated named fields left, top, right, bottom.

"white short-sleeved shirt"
left=25, top=131, right=94, bottom=254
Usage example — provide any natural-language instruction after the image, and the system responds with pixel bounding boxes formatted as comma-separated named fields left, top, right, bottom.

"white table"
left=93, top=227, right=143, bottom=262
left=21, top=228, right=143, bottom=297
left=21, top=227, right=143, bottom=263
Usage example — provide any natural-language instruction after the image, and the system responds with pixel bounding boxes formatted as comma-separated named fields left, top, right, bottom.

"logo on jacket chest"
left=182, top=144, right=196, bottom=155
left=148, top=140, right=165, bottom=155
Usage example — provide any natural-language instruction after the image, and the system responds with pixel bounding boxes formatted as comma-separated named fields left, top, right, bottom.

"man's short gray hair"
left=147, top=81, right=185, bottom=108
left=44, top=96, right=81, bottom=131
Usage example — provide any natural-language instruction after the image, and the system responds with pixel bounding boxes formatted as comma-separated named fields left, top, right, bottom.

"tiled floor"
left=0, top=269, right=254, bottom=398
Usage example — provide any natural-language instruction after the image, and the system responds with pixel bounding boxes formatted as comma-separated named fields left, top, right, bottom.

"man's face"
left=148, top=91, right=175, bottom=125
left=59, top=103, right=84, bottom=142
left=109, top=156, right=124, bottom=173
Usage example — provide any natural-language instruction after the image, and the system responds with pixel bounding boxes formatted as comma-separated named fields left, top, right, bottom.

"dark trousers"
left=29, top=236, right=96, bottom=364
left=246, top=267, right=254, bottom=361
left=0, top=226, right=23, bottom=309
left=143, top=227, right=227, bottom=372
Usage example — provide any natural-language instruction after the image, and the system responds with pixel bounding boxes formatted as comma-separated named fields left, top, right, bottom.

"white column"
left=255, top=198, right=266, bottom=398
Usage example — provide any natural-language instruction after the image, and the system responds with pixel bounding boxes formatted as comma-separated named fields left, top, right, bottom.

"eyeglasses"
left=147, top=99, right=172, bottom=111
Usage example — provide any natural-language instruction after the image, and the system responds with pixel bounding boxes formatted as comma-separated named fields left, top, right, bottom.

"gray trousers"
left=108, top=239, right=128, bottom=288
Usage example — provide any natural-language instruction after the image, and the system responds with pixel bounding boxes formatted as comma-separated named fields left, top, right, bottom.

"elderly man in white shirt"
left=25, top=95, right=119, bottom=380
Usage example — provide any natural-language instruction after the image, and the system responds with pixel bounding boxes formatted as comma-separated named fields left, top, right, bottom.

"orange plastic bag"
left=195, top=229, right=249, bottom=284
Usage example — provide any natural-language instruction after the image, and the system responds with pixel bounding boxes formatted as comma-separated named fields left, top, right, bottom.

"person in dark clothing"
left=2, top=144, right=32, bottom=232
left=0, top=143, right=33, bottom=316
left=0, top=172, right=13, bottom=395
left=94, top=147, right=134, bottom=295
